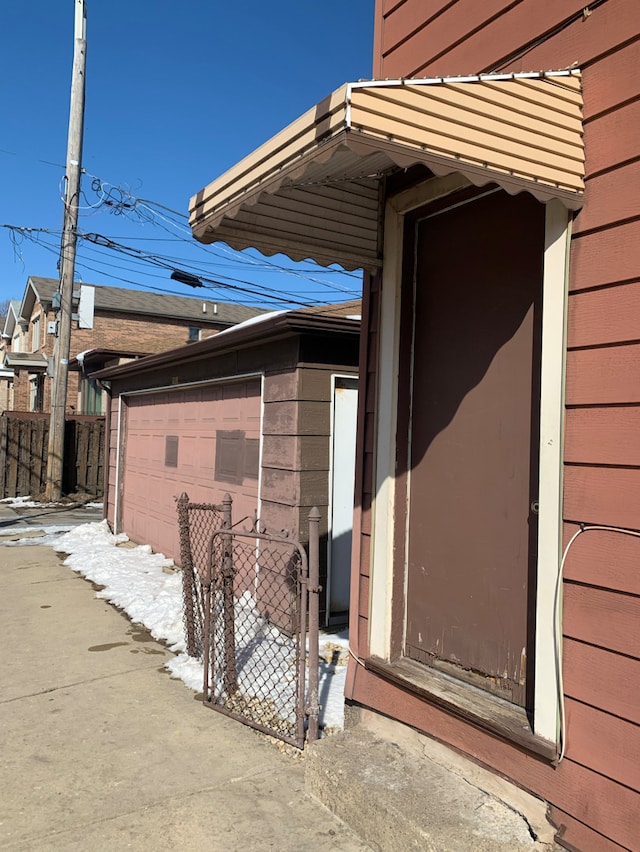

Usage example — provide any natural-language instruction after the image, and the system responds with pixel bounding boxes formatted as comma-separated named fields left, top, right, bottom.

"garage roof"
left=93, top=302, right=361, bottom=382
left=190, top=70, right=584, bottom=271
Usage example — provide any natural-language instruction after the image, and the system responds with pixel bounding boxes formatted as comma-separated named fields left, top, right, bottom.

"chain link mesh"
left=176, top=493, right=318, bottom=749
left=204, top=529, right=307, bottom=747
left=176, top=494, right=225, bottom=659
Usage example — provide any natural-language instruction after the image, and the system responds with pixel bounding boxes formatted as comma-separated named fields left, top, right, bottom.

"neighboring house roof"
left=20, top=276, right=266, bottom=327
left=3, top=352, right=48, bottom=371
left=297, top=299, right=362, bottom=319
left=94, top=300, right=362, bottom=382
left=1, top=300, right=23, bottom=339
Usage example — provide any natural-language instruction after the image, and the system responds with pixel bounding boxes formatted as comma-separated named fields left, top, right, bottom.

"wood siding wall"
left=262, top=361, right=358, bottom=620
left=351, top=3, right=640, bottom=850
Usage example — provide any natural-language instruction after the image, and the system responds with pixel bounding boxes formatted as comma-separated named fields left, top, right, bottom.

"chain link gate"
left=176, top=492, right=320, bottom=748
left=175, top=492, right=229, bottom=659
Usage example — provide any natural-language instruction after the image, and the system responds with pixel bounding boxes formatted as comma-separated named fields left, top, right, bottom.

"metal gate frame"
left=177, top=492, right=320, bottom=748
left=175, top=492, right=229, bottom=659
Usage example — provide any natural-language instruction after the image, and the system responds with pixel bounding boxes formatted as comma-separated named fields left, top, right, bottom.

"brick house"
left=1, top=276, right=264, bottom=414
left=0, top=300, right=21, bottom=411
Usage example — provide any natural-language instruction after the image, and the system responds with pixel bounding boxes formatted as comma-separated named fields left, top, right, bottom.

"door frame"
left=368, top=174, right=571, bottom=746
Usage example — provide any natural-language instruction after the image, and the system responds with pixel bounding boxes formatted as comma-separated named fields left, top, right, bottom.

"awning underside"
left=190, top=72, right=584, bottom=272
left=3, top=353, right=48, bottom=371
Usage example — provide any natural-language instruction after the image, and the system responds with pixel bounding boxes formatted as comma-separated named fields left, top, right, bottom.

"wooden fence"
left=0, top=412, right=105, bottom=499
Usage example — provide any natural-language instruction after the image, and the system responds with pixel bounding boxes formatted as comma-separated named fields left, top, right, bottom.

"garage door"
left=121, top=379, right=261, bottom=562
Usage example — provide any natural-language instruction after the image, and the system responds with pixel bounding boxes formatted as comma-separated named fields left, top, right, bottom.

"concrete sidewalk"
left=0, top=533, right=369, bottom=851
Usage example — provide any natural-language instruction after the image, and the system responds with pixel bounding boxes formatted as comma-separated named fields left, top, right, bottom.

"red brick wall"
left=9, top=307, right=225, bottom=414
left=12, top=372, right=30, bottom=411
left=68, top=311, right=221, bottom=355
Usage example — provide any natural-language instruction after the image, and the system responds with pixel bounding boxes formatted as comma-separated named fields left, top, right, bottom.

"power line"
left=1, top=222, right=361, bottom=308
left=83, top=177, right=361, bottom=292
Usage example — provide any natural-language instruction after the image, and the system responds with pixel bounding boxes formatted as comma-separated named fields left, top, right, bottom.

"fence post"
left=307, top=506, right=321, bottom=742
left=176, top=492, right=198, bottom=657
left=221, top=493, right=238, bottom=696
left=0, top=415, right=7, bottom=499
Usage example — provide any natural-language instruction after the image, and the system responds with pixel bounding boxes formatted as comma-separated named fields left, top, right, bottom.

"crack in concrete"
left=0, top=663, right=170, bottom=705
left=415, top=740, right=544, bottom=845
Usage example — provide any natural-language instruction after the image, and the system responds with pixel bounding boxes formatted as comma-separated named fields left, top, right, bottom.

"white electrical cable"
left=556, top=523, right=640, bottom=762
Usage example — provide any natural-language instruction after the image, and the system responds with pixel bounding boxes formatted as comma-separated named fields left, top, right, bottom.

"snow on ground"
left=0, top=514, right=347, bottom=732
left=0, top=495, right=60, bottom=509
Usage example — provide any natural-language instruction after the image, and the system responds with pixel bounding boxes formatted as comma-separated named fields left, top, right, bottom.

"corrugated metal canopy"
left=190, top=71, right=584, bottom=271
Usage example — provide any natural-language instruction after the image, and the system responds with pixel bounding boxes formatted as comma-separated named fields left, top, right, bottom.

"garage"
left=98, top=305, right=360, bottom=623
left=121, top=378, right=261, bottom=562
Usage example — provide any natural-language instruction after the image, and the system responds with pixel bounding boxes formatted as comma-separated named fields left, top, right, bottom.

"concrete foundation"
left=306, top=707, right=560, bottom=852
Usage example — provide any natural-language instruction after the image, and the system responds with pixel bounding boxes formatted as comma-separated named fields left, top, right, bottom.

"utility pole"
left=45, top=0, right=87, bottom=501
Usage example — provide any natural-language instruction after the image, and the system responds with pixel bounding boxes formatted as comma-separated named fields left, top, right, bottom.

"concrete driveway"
left=0, top=523, right=369, bottom=851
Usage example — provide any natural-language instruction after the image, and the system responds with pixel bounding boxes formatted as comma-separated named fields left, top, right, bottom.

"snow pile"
left=1, top=518, right=347, bottom=731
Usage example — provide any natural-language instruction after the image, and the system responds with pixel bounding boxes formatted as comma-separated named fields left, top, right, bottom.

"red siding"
left=350, top=2, right=640, bottom=850
left=378, top=0, right=593, bottom=80
left=348, top=664, right=640, bottom=851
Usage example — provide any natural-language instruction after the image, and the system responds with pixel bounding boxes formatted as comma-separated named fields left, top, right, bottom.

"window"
left=31, top=315, right=40, bottom=351
left=83, top=378, right=102, bottom=415
left=215, top=431, right=259, bottom=484
left=29, top=375, right=44, bottom=412
left=188, top=326, right=200, bottom=342
left=165, top=435, right=179, bottom=467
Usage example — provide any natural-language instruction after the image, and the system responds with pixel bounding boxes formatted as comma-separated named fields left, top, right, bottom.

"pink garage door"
left=121, top=379, right=261, bottom=562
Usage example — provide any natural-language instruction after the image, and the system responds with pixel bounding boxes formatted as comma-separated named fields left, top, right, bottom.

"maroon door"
left=403, top=189, right=544, bottom=706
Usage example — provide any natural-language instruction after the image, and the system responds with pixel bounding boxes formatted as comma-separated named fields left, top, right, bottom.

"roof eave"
left=189, top=72, right=584, bottom=272
left=93, top=312, right=360, bottom=382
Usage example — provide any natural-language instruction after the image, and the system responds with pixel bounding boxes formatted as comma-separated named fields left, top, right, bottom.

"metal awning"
left=3, top=352, right=48, bottom=371
left=190, top=71, right=584, bottom=271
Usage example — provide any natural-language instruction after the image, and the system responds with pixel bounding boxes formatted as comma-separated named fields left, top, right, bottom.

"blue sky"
left=0, top=1, right=374, bottom=309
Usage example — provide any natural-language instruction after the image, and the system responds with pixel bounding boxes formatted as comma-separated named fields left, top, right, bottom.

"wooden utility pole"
left=45, top=0, right=87, bottom=500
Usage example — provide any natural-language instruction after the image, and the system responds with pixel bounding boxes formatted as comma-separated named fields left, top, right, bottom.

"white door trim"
left=369, top=177, right=570, bottom=746
left=327, top=373, right=358, bottom=624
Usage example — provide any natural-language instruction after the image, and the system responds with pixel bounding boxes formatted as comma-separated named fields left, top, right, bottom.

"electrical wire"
left=85, top=177, right=360, bottom=291
left=78, top=232, right=334, bottom=306
left=485, top=0, right=610, bottom=73
left=2, top=157, right=362, bottom=296
left=555, top=522, right=640, bottom=763
left=5, top=226, right=360, bottom=313
left=1, top=222, right=361, bottom=308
